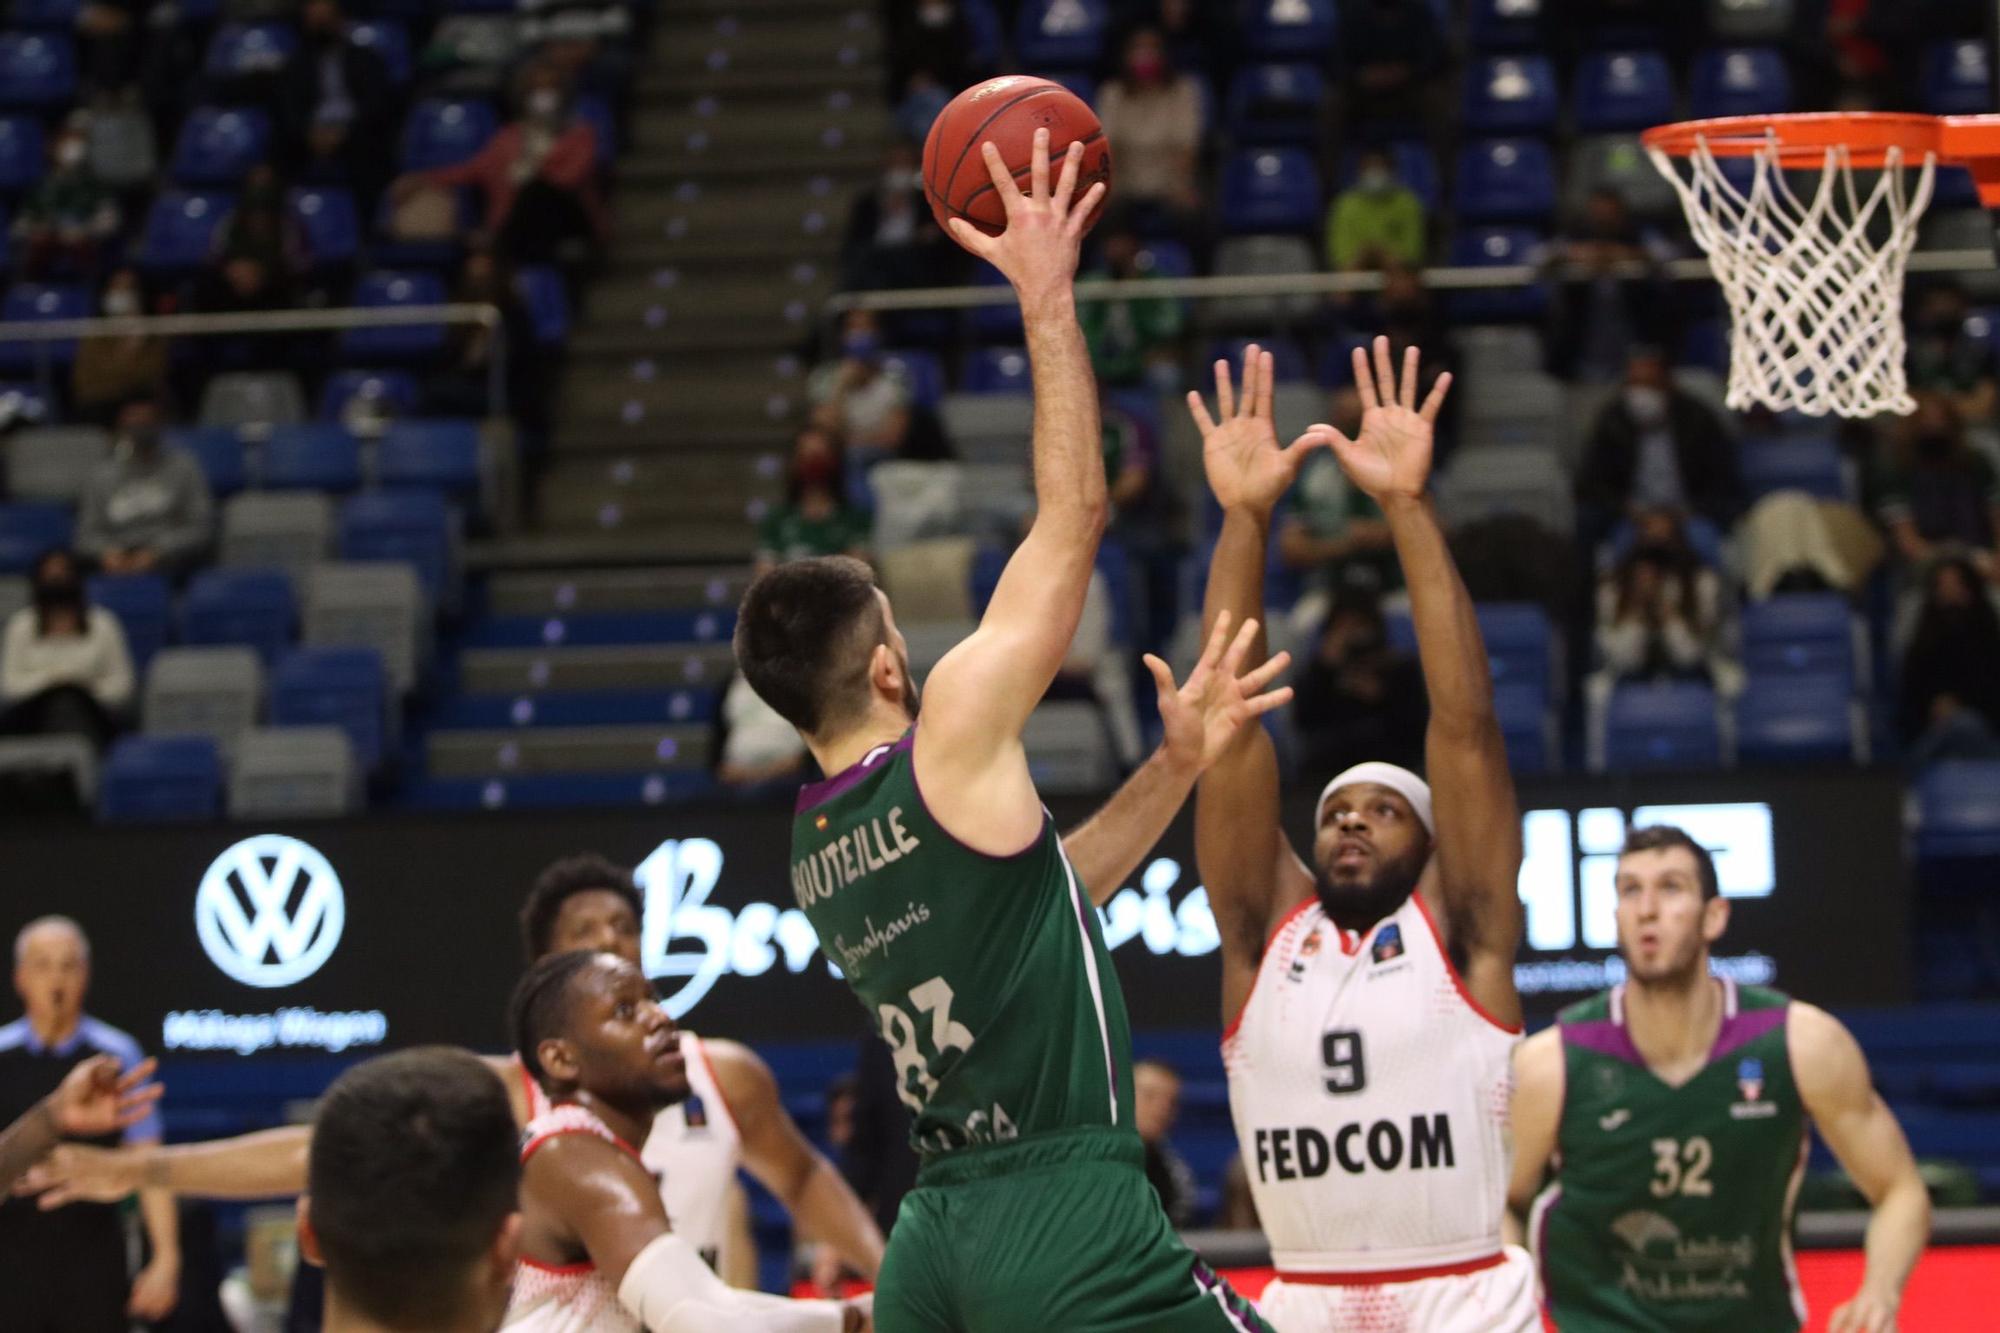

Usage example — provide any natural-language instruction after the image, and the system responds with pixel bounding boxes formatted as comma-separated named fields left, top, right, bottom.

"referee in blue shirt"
left=0, top=916, right=179, bottom=1331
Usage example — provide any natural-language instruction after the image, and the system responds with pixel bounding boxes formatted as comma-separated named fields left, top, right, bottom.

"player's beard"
left=1315, top=844, right=1426, bottom=934
left=897, top=648, right=920, bottom=722
left=1623, top=929, right=1708, bottom=990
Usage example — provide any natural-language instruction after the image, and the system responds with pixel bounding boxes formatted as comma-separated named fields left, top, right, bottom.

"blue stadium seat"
left=1476, top=603, right=1556, bottom=693
left=399, top=98, right=497, bottom=172
left=1574, top=51, right=1676, bottom=134
left=0, top=282, right=87, bottom=371
left=1219, top=148, right=1321, bottom=234
left=1468, top=0, right=1545, bottom=49
left=1444, top=228, right=1547, bottom=322
left=879, top=350, right=944, bottom=410
left=271, top=645, right=388, bottom=770
left=135, top=191, right=233, bottom=275
left=514, top=266, right=570, bottom=345
left=180, top=568, right=297, bottom=662
left=165, top=426, right=250, bottom=496
left=0, top=381, right=54, bottom=425
left=1336, top=141, right=1442, bottom=213
left=1133, top=237, right=1195, bottom=279
left=0, top=501, right=72, bottom=571
left=964, top=346, right=1033, bottom=394
left=376, top=419, right=481, bottom=497
left=1923, top=40, right=1991, bottom=117
left=1918, top=761, right=2000, bottom=860
left=1494, top=680, right=1553, bottom=774
left=338, top=271, right=448, bottom=363
left=0, top=116, right=43, bottom=193
left=1463, top=56, right=1559, bottom=135
left=1689, top=47, right=1792, bottom=120
left=320, top=370, right=422, bottom=424
left=290, top=187, right=359, bottom=268
left=1227, top=64, right=1325, bottom=146
left=1454, top=139, right=1558, bottom=224
left=961, top=0, right=1005, bottom=71
left=1013, top=0, right=1110, bottom=67
left=169, top=107, right=271, bottom=186
left=339, top=491, right=454, bottom=602
left=203, top=23, right=296, bottom=81
left=86, top=575, right=171, bottom=670
left=0, top=34, right=76, bottom=108
left=1606, top=514, right=1725, bottom=568
left=10, top=0, right=81, bottom=28
left=968, top=262, right=1023, bottom=342
left=1603, top=680, right=1722, bottom=771
left=346, top=20, right=410, bottom=85
left=1740, top=593, right=1859, bottom=683
left=1207, top=337, right=1309, bottom=383
left=99, top=735, right=222, bottom=822
left=1243, top=0, right=1338, bottom=59
left=262, top=423, right=361, bottom=492
left=1735, top=671, right=1856, bottom=765
left=1740, top=435, right=1845, bottom=501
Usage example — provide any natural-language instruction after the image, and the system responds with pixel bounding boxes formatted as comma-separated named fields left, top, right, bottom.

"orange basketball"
left=922, top=75, right=1112, bottom=239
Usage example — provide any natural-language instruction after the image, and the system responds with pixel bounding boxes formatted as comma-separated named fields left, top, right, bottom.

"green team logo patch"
left=1610, top=1209, right=1758, bottom=1304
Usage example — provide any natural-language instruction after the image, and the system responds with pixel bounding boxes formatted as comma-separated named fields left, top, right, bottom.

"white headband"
left=1315, top=762, right=1434, bottom=836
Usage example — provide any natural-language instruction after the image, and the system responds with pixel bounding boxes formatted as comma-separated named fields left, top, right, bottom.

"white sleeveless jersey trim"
left=505, top=1104, right=641, bottom=1333
left=514, top=1034, right=746, bottom=1271
left=1224, top=893, right=1520, bottom=1275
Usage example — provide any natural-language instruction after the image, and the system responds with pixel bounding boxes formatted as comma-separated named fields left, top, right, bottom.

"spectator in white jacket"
left=1, top=549, right=133, bottom=749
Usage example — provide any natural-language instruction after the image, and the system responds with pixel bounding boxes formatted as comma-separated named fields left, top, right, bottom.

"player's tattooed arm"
left=1792, top=1004, right=1930, bottom=1333
left=1325, top=337, right=1524, bottom=1028
left=711, top=1039, right=886, bottom=1282
left=1187, top=346, right=1327, bottom=999
left=1504, top=1028, right=1565, bottom=1246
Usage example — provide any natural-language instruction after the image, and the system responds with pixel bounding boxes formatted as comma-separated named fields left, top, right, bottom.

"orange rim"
left=1644, top=113, right=2000, bottom=205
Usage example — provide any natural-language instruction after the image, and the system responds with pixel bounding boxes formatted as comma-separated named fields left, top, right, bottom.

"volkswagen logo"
left=196, top=835, right=346, bottom=988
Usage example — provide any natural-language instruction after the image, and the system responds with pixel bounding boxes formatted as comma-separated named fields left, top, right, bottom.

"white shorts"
left=1258, top=1247, right=1540, bottom=1333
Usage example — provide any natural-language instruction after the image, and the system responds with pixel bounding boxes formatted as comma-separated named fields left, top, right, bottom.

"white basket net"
left=1647, top=134, right=1937, bottom=418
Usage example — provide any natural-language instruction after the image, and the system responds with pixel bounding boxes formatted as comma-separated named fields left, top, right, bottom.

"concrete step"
left=547, top=417, right=794, bottom=454
left=556, top=363, right=808, bottom=430
left=611, top=180, right=858, bottom=242
left=629, top=103, right=888, bottom=158
left=656, top=11, right=880, bottom=74
left=617, top=149, right=879, bottom=183
left=645, top=64, right=877, bottom=101
left=427, top=724, right=712, bottom=777
left=671, top=0, right=871, bottom=15
left=485, top=566, right=751, bottom=617
left=459, top=642, right=738, bottom=693
left=580, top=264, right=835, bottom=332
left=604, top=233, right=840, bottom=268
left=536, top=454, right=775, bottom=531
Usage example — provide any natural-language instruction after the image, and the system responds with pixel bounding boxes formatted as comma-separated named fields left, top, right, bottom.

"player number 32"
left=1649, top=1136, right=1715, bottom=1198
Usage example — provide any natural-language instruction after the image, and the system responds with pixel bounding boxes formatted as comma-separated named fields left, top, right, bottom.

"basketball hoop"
left=1644, top=113, right=2000, bottom=419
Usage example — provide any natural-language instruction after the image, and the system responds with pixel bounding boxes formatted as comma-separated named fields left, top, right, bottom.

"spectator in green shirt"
left=755, top=424, right=872, bottom=573
left=1324, top=149, right=1426, bottom=274
left=1080, top=221, right=1184, bottom=390
left=14, top=123, right=118, bottom=280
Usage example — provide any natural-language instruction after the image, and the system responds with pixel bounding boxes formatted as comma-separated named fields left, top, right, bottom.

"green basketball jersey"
left=790, top=732, right=1136, bottom=1159
left=1534, top=980, right=1808, bottom=1332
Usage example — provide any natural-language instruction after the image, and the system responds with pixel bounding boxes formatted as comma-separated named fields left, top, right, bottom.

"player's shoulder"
left=1737, top=983, right=1793, bottom=1014
left=1784, top=1001, right=1860, bottom=1066
left=0, top=1017, right=31, bottom=1053
left=1555, top=988, right=1614, bottom=1027
left=1514, top=1025, right=1565, bottom=1088
left=76, top=1015, right=143, bottom=1066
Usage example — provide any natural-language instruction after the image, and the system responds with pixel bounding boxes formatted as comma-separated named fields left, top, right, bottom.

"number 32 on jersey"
left=1649, top=1136, right=1715, bottom=1198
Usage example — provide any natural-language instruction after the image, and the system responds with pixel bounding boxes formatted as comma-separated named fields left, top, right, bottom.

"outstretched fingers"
left=1186, top=389, right=1218, bottom=435
left=1420, top=370, right=1454, bottom=424
left=1372, top=336, right=1396, bottom=409
left=945, top=216, right=997, bottom=260
left=1216, top=613, right=1261, bottom=681
left=1028, top=128, right=1051, bottom=202
left=979, top=140, right=1024, bottom=211
left=1399, top=345, right=1419, bottom=411
left=1052, top=140, right=1082, bottom=214
left=1062, top=181, right=1107, bottom=238
left=1213, top=357, right=1237, bottom=420
left=1235, top=344, right=1261, bottom=419
left=1351, top=344, right=1379, bottom=411
left=1235, top=646, right=1291, bottom=697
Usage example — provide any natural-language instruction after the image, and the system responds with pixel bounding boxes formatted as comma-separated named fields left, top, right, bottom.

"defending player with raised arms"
left=1509, top=826, right=1930, bottom=1333
left=1191, top=339, right=1539, bottom=1330
left=733, top=129, right=1282, bottom=1332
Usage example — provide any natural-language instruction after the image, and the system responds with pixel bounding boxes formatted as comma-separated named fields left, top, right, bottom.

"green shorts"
left=874, top=1127, right=1274, bottom=1333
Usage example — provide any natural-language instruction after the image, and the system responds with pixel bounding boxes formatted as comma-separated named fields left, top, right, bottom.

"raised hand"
left=1828, top=1290, right=1898, bottom=1333
left=1186, top=344, right=1329, bottom=518
left=16, top=1142, right=152, bottom=1208
left=1321, top=336, right=1452, bottom=505
left=1149, top=610, right=1294, bottom=776
left=48, top=1056, right=160, bottom=1140
left=945, top=129, right=1106, bottom=315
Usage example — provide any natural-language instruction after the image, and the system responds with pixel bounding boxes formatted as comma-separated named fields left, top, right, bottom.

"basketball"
left=922, top=75, right=1112, bottom=238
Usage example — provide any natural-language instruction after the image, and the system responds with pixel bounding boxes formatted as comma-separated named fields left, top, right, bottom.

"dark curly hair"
left=518, top=854, right=642, bottom=963
left=508, top=950, right=605, bottom=1088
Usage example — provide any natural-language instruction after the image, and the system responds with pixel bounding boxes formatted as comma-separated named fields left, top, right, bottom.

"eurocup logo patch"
left=1371, top=923, right=1405, bottom=964
left=1737, top=1057, right=1765, bottom=1105
left=196, top=835, right=346, bottom=988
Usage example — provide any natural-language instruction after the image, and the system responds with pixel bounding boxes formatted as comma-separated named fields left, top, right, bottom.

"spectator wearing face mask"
left=1899, top=555, right=2000, bottom=765
left=0, top=549, right=133, bottom=750
left=842, top=141, right=949, bottom=292
left=71, top=269, right=166, bottom=426
left=1096, top=28, right=1203, bottom=233
left=274, top=0, right=397, bottom=210
left=807, top=311, right=914, bottom=457
left=1906, top=282, right=1999, bottom=424
left=1576, top=348, right=1743, bottom=551
left=74, top=396, right=213, bottom=578
left=393, top=63, right=606, bottom=266
left=1325, top=149, right=1426, bottom=275
left=1547, top=188, right=1675, bottom=384
left=1079, top=218, right=1184, bottom=391
left=12, top=124, right=118, bottom=281
left=1293, top=590, right=1428, bottom=781
left=1871, top=392, right=2000, bottom=580
left=1590, top=506, right=1731, bottom=694
left=756, top=424, right=870, bottom=573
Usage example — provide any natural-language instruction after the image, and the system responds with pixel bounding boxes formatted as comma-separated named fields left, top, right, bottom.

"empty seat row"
left=98, top=725, right=362, bottom=821
left=142, top=641, right=391, bottom=770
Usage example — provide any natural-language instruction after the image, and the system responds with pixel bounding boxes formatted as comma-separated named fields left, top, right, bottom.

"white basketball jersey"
left=504, top=1104, right=642, bottom=1333
left=1223, top=893, right=1519, bottom=1276
left=517, top=1032, right=745, bottom=1274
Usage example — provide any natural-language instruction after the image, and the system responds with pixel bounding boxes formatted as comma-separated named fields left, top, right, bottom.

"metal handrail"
left=0, top=303, right=509, bottom=417
left=825, top=249, right=1999, bottom=313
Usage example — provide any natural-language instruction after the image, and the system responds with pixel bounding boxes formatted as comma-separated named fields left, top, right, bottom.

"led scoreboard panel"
left=0, top=769, right=1906, bottom=1057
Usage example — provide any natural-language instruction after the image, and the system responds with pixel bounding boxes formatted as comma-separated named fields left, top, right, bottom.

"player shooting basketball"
left=1190, top=338, right=1540, bottom=1330
left=1509, top=825, right=1931, bottom=1333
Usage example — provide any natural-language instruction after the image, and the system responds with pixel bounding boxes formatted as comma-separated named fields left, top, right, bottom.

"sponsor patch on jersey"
left=814, top=814, right=829, bottom=831
left=1371, top=923, right=1404, bottom=964
left=1731, top=1056, right=1777, bottom=1119
left=1287, top=927, right=1324, bottom=981
left=683, top=1095, right=709, bottom=1131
